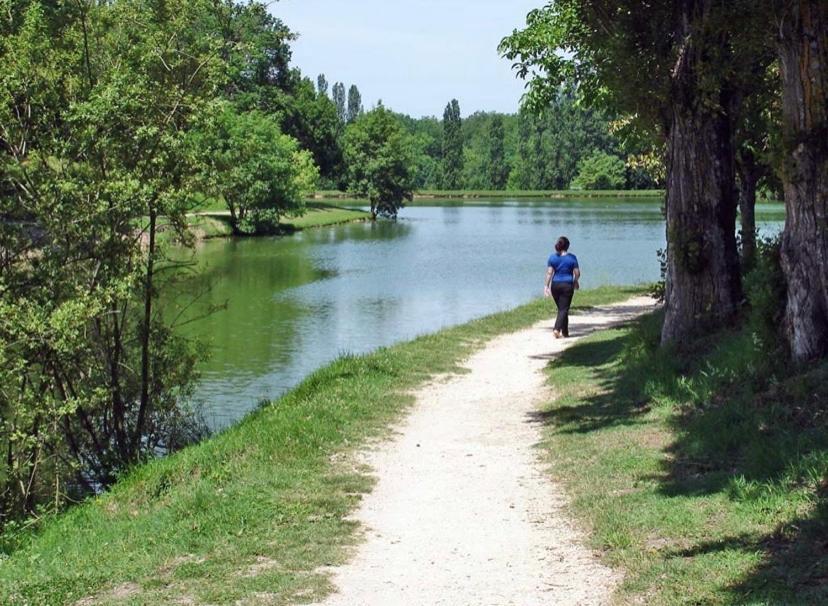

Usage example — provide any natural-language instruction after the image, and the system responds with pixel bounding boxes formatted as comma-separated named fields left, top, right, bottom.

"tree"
left=216, top=0, right=295, bottom=112
left=191, top=106, right=319, bottom=234
left=570, top=152, right=626, bottom=190
left=317, top=73, right=329, bottom=96
left=441, top=99, right=463, bottom=189
left=487, top=115, right=509, bottom=189
left=346, top=84, right=363, bottom=123
left=279, top=76, right=343, bottom=180
left=332, top=82, right=346, bottom=123
left=776, top=1, right=828, bottom=360
left=501, top=1, right=769, bottom=345
left=0, top=0, right=225, bottom=516
left=342, top=105, right=415, bottom=219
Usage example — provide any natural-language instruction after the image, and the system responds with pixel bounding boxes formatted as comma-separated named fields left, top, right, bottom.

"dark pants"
left=550, top=282, right=574, bottom=336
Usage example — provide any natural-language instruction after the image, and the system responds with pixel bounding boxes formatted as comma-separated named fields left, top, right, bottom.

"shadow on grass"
left=532, top=311, right=828, bottom=603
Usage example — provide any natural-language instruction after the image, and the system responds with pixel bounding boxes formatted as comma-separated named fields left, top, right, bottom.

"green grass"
left=184, top=203, right=368, bottom=239
left=534, top=312, right=828, bottom=605
left=315, top=189, right=665, bottom=200
left=280, top=203, right=368, bottom=230
left=0, top=286, right=645, bottom=606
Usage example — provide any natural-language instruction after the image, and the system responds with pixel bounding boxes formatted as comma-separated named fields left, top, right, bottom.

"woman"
left=544, top=236, right=580, bottom=338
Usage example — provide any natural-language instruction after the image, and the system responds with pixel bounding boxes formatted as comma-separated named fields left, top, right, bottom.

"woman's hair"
left=554, top=236, right=570, bottom=253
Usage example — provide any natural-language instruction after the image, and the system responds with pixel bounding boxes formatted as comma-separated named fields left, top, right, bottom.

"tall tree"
left=0, top=0, right=223, bottom=512
left=487, top=115, right=509, bottom=189
left=441, top=99, right=463, bottom=189
left=317, top=73, right=329, bottom=96
left=501, top=1, right=767, bottom=345
left=342, top=104, right=415, bottom=219
left=190, top=106, right=319, bottom=233
left=346, top=84, right=363, bottom=123
left=776, top=0, right=828, bottom=360
left=332, top=82, right=346, bottom=123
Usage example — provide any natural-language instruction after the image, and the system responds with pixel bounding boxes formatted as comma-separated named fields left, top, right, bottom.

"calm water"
left=168, top=198, right=784, bottom=427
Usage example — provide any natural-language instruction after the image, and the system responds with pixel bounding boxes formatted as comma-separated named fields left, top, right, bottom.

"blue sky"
left=273, top=0, right=541, bottom=118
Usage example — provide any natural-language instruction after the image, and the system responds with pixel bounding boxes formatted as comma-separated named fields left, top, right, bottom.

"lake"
left=169, top=198, right=785, bottom=427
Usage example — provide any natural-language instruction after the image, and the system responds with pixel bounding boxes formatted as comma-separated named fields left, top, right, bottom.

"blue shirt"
left=547, top=252, right=579, bottom=283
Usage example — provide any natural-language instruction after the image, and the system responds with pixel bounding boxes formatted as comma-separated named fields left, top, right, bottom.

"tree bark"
left=661, top=3, right=742, bottom=345
left=777, top=0, right=828, bottom=361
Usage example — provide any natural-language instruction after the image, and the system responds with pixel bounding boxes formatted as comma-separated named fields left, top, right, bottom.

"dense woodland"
left=1, top=0, right=826, bottom=541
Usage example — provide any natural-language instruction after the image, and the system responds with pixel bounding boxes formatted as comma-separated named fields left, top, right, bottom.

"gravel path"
left=313, top=297, right=657, bottom=606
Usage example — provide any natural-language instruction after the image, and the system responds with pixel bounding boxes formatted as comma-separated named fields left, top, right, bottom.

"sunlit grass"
left=535, top=313, right=828, bottom=605
left=0, top=286, right=645, bottom=605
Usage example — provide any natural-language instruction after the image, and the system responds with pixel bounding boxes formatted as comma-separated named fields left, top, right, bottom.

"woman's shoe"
left=553, top=329, right=562, bottom=339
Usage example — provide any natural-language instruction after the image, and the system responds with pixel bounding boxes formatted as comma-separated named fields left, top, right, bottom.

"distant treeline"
left=312, top=86, right=665, bottom=193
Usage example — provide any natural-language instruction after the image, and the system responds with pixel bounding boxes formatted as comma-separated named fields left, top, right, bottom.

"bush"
left=570, top=151, right=626, bottom=190
left=743, top=235, right=785, bottom=355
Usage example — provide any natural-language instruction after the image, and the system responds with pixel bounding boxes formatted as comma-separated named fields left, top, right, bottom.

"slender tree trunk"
left=134, top=208, right=157, bottom=455
left=661, top=3, right=742, bottom=345
left=777, top=0, right=828, bottom=361
left=737, top=149, right=759, bottom=271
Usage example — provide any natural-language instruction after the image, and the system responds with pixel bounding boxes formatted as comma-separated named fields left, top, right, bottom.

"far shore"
left=315, top=188, right=666, bottom=200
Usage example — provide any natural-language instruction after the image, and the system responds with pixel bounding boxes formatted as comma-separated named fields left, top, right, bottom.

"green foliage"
left=743, top=236, right=785, bottom=355
left=0, top=0, right=228, bottom=522
left=346, top=84, right=363, bottom=123
left=278, top=77, right=342, bottom=181
left=487, top=115, right=509, bottom=190
left=342, top=105, right=415, bottom=219
left=332, top=81, right=346, bottom=123
left=190, top=105, right=318, bottom=234
left=570, top=151, right=626, bottom=190
left=441, top=99, right=464, bottom=189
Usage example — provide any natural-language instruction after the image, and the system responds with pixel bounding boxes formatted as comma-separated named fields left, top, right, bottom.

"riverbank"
left=316, top=189, right=665, bottom=200
left=4, top=285, right=821, bottom=605
left=186, top=203, right=370, bottom=240
left=0, top=286, right=644, bottom=606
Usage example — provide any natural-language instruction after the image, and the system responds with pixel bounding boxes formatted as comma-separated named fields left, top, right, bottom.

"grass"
left=534, top=311, right=828, bottom=605
left=280, top=204, right=368, bottom=230
left=0, top=286, right=645, bottom=606
left=184, top=202, right=369, bottom=239
left=315, top=189, right=665, bottom=200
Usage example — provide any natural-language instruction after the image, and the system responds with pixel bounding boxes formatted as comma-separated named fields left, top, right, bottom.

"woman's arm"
left=573, top=267, right=581, bottom=289
left=544, top=266, right=554, bottom=296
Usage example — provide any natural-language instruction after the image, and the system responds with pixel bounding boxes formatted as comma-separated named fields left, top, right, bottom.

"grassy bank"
left=315, top=189, right=665, bottom=200
left=0, top=286, right=644, bottom=606
left=185, top=203, right=369, bottom=240
left=536, top=312, right=828, bottom=604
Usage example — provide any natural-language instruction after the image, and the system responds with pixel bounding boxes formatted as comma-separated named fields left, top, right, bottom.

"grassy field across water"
left=0, top=286, right=644, bottom=606
left=184, top=203, right=369, bottom=239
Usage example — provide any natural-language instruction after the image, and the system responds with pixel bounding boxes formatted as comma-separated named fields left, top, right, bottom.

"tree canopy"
left=342, top=105, right=415, bottom=219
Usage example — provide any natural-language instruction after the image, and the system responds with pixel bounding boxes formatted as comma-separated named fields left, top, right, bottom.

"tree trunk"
left=737, top=149, right=759, bottom=272
left=661, top=3, right=742, bottom=345
left=134, top=208, right=156, bottom=456
left=777, top=0, right=828, bottom=361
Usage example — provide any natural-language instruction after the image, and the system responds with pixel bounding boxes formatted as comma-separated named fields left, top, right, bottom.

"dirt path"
left=313, top=297, right=657, bottom=606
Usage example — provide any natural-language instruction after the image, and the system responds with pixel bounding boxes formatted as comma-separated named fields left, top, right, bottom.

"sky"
left=273, top=0, right=542, bottom=119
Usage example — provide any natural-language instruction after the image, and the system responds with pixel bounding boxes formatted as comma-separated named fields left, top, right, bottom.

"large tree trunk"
left=661, top=4, right=742, bottom=345
left=778, top=0, right=828, bottom=361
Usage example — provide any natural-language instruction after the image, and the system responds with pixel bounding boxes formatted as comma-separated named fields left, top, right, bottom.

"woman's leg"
left=556, top=284, right=574, bottom=336
left=551, top=283, right=569, bottom=334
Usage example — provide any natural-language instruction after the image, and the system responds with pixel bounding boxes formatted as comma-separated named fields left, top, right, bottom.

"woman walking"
left=544, top=236, right=580, bottom=338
